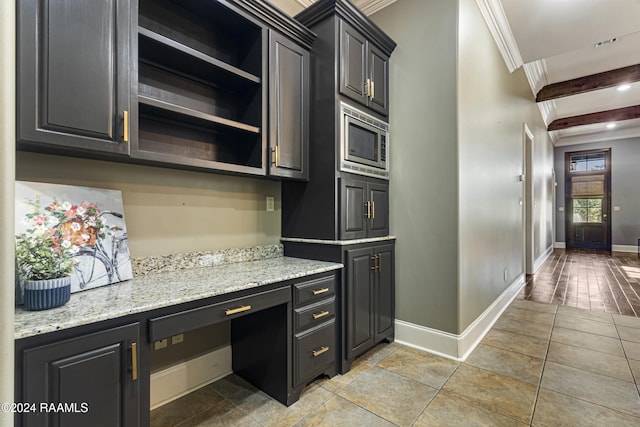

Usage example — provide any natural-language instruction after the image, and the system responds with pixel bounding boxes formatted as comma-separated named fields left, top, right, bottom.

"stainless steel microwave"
left=340, top=102, right=389, bottom=179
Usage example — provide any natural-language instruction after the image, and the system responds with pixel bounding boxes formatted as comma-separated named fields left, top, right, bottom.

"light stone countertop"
left=14, top=256, right=343, bottom=340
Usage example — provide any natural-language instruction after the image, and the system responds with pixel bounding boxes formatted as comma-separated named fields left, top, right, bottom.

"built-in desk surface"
left=14, top=256, right=342, bottom=339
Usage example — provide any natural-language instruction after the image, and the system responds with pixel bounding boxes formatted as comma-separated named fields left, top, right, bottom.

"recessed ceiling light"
left=606, top=123, right=617, bottom=129
left=617, top=84, right=631, bottom=91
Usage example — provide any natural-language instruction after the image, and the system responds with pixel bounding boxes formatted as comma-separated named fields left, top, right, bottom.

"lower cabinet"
left=291, top=275, right=338, bottom=393
left=345, top=243, right=395, bottom=362
left=21, top=323, right=140, bottom=427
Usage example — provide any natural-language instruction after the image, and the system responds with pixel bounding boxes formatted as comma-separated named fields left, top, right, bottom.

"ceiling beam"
left=548, top=105, right=640, bottom=131
left=536, top=64, right=640, bottom=103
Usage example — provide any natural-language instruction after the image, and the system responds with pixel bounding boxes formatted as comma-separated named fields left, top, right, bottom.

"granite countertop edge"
left=280, top=236, right=397, bottom=245
left=15, top=256, right=343, bottom=340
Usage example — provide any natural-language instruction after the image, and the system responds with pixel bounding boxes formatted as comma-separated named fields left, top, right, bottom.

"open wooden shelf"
left=135, top=0, right=265, bottom=174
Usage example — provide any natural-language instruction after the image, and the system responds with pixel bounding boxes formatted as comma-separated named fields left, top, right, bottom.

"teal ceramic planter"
left=23, top=276, right=71, bottom=311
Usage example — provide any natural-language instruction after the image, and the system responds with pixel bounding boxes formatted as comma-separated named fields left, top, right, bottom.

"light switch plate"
left=266, top=196, right=275, bottom=212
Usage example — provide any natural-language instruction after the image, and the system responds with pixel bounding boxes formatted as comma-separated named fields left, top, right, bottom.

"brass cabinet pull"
left=312, top=310, right=330, bottom=320
left=123, top=110, right=129, bottom=143
left=312, top=346, right=329, bottom=357
left=365, top=78, right=371, bottom=97
left=371, top=255, right=380, bottom=271
left=271, top=146, right=279, bottom=167
left=371, top=81, right=375, bottom=99
left=131, top=342, right=138, bottom=381
left=371, top=201, right=375, bottom=219
left=366, top=201, right=371, bottom=219
left=225, top=305, right=252, bottom=316
left=312, top=287, right=330, bottom=295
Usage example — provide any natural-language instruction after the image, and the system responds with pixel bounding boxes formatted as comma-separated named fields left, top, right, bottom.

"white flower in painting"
left=61, top=201, right=72, bottom=211
left=33, top=224, right=48, bottom=237
left=81, top=234, right=91, bottom=242
left=86, top=217, right=96, bottom=227
left=47, top=216, right=59, bottom=227
left=76, top=206, right=86, bottom=217
left=71, top=221, right=82, bottom=232
left=61, top=239, right=72, bottom=249
left=69, top=245, right=80, bottom=255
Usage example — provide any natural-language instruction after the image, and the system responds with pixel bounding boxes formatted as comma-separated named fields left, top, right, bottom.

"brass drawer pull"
left=312, top=288, right=330, bottom=295
left=312, top=310, right=330, bottom=320
left=123, top=110, right=129, bottom=143
left=131, top=342, right=138, bottom=381
left=312, top=346, right=329, bottom=357
left=225, top=305, right=252, bottom=316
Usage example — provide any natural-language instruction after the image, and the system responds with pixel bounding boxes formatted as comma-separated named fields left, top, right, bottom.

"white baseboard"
left=150, top=346, right=232, bottom=410
left=533, top=246, right=553, bottom=273
left=395, top=274, right=525, bottom=361
left=555, top=242, right=636, bottom=253
left=612, top=244, right=638, bottom=253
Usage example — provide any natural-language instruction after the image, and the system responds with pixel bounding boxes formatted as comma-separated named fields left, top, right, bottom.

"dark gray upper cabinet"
left=340, top=177, right=389, bottom=239
left=22, top=323, right=140, bottom=427
left=269, top=30, right=310, bottom=180
left=17, top=0, right=131, bottom=155
left=339, top=20, right=390, bottom=116
left=339, top=21, right=368, bottom=108
left=16, top=0, right=315, bottom=179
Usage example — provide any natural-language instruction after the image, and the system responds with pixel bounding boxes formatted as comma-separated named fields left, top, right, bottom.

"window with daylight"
left=569, top=153, right=606, bottom=172
left=573, top=198, right=602, bottom=223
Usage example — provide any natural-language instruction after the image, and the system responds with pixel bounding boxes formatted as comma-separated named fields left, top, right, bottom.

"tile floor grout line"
left=528, top=304, right=556, bottom=426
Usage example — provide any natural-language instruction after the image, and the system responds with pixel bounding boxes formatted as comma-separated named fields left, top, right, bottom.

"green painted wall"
left=372, top=0, right=555, bottom=335
left=372, top=0, right=460, bottom=333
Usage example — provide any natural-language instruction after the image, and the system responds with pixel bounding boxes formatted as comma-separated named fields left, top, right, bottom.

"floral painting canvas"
left=15, top=181, right=132, bottom=295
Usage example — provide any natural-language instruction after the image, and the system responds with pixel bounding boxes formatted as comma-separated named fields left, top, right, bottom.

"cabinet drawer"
left=294, top=322, right=336, bottom=385
left=294, top=297, right=336, bottom=333
left=149, top=286, right=290, bottom=341
left=293, top=275, right=336, bottom=307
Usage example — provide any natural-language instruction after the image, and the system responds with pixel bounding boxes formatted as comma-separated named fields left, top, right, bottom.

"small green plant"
left=15, top=233, right=75, bottom=280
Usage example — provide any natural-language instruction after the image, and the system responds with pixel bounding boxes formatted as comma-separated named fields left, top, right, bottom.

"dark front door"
left=565, top=149, right=611, bottom=250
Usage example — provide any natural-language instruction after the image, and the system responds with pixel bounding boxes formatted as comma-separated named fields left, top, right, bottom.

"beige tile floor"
left=151, top=299, right=640, bottom=426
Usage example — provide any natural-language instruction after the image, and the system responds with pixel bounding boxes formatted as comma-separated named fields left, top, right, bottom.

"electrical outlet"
left=266, top=196, right=275, bottom=212
left=154, top=338, right=168, bottom=350
left=171, top=334, right=184, bottom=345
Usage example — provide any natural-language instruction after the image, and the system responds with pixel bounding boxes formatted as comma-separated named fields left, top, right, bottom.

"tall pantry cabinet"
left=283, top=0, right=397, bottom=373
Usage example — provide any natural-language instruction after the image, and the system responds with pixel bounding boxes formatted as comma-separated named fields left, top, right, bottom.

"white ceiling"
left=477, top=0, right=640, bottom=146
left=297, top=0, right=640, bottom=146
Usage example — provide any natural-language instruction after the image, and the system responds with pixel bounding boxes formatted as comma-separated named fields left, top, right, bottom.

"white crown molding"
left=475, top=0, right=523, bottom=72
left=553, top=126, right=640, bottom=147
left=295, top=0, right=397, bottom=15
left=522, top=59, right=548, bottom=96
left=358, top=0, right=397, bottom=15
left=536, top=99, right=556, bottom=128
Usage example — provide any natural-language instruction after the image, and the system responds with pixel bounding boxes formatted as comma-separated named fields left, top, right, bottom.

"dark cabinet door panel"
left=341, top=178, right=367, bottom=239
left=339, top=21, right=368, bottom=106
left=375, top=245, right=395, bottom=342
left=18, top=0, right=130, bottom=154
left=368, top=44, right=389, bottom=116
left=269, top=31, right=309, bottom=179
left=368, top=181, right=389, bottom=237
left=23, top=323, right=140, bottom=427
left=346, top=247, right=374, bottom=359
